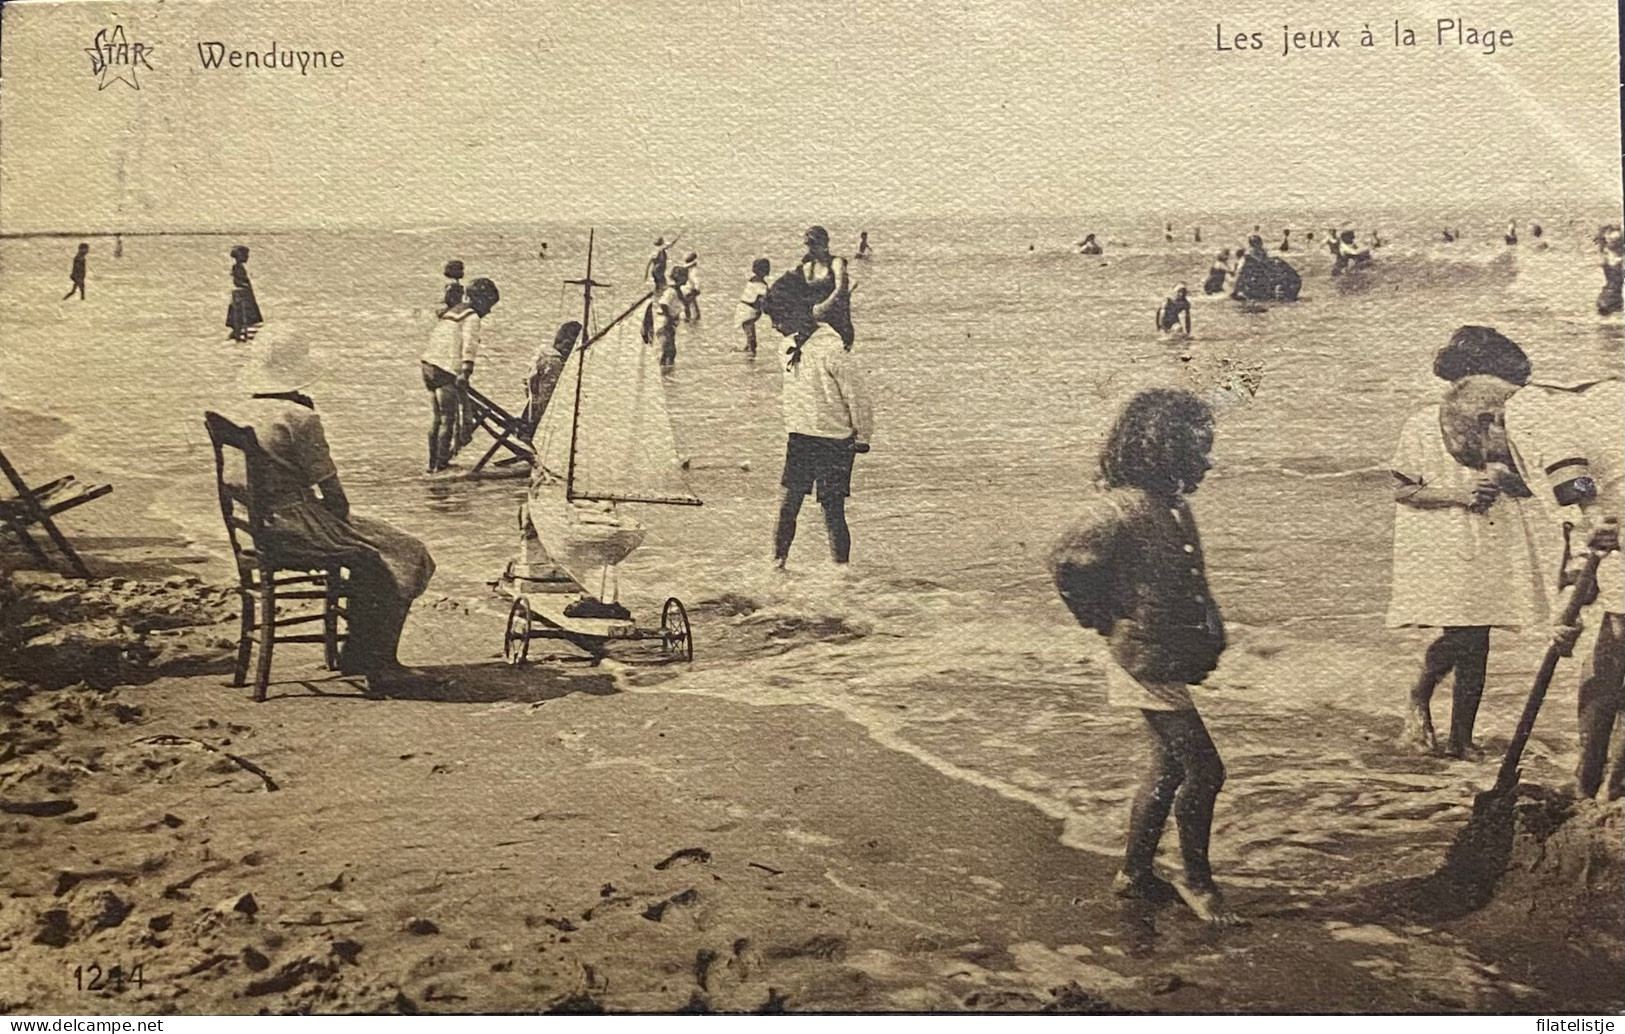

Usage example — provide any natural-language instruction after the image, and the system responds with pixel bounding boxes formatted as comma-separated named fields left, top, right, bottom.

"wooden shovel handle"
left=1494, top=548, right=1606, bottom=794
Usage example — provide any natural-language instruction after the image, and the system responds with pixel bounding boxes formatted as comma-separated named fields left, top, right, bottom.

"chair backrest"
left=203, top=411, right=278, bottom=581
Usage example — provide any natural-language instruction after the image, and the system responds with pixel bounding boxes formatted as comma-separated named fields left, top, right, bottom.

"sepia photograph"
left=0, top=0, right=1621, bottom=1018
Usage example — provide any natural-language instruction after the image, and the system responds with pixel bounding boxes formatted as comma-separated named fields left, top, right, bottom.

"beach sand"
left=1, top=222, right=1621, bottom=1012
left=1, top=542, right=1620, bottom=1014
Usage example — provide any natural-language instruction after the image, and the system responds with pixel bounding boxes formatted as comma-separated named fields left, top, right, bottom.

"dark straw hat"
left=1433, top=326, right=1532, bottom=385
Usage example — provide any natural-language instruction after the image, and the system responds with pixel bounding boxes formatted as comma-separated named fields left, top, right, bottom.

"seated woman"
left=235, top=330, right=438, bottom=694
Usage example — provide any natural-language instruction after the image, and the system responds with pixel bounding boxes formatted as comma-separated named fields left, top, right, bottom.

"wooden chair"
left=204, top=411, right=354, bottom=701
left=460, top=384, right=536, bottom=476
left=0, top=447, right=112, bottom=579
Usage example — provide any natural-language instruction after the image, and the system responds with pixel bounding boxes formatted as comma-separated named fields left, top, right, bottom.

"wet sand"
left=0, top=563, right=1620, bottom=1014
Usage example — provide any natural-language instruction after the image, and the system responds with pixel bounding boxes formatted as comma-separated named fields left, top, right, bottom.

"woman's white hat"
left=238, top=323, right=319, bottom=395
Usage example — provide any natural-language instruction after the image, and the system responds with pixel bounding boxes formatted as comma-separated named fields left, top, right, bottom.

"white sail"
left=533, top=318, right=700, bottom=505
left=526, top=483, right=648, bottom=592
left=516, top=238, right=702, bottom=598
left=532, top=350, right=582, bottom=484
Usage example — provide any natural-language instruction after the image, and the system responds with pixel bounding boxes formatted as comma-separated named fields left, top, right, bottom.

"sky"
left=1, top=0, right=1620, bottom=232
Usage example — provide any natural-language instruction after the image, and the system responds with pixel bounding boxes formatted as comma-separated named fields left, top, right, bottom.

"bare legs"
left=820, top=496, right=851, bottom=563
left=773, top=489, right=851, bottom=567
left=1120, top=708, right=1242, bottom=925
left=1576, top=613, right=1625, bottom=800
left=1402, top=625, right=1489, bottom=758
left=426, top=383, right=460, bottom=473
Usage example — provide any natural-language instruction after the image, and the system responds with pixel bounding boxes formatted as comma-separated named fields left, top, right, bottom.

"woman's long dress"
left=227, top=262, right=264, bottom=336
left=238, top=398, right=435, bottom=671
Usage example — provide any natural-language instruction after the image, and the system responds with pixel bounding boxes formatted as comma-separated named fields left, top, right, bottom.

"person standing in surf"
left=735, top=258, right=771, bottom=357
left=761, top=272, right=873, bottom=569
left=676, top=251, right=701, bottom=322
left=646, top=237, right=671, bottom=291
left=420, top=277, right=499, bottom=473
left=652, top=266, right=686, bottom=369
left=226, top=245, right=263, bottom=342
left=1047, top=389, right=1242, bottom=926
left=62, top=243, right=89, bottom=301
left=856, top=231, right=872, bottom=260
left=441, top=260, right=465, bottom=314
left=1506, top=374, right=1625, bottom=800
left=521, top=321, right=581, bottom=440
left=800, top=226, right=854, bottom=349
left=1387, top=327, right=1542, bottom=759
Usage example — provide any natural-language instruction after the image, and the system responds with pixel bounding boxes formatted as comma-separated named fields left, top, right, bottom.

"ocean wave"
left=1224, top=463, right=1392, bottom=482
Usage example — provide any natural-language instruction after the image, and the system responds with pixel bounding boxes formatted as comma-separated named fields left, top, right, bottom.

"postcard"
left=0, top=0, right=1621, bottom=1018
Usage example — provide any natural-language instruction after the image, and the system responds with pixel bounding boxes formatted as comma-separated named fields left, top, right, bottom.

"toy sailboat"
left=518, top=231, right=701, bottom=616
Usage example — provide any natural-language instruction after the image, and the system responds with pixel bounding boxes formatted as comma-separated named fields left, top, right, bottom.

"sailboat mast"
left=563, top=230, right=597, bottom=499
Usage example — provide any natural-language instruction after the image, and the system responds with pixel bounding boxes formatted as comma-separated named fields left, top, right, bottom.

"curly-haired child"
left=1048, top=388, right=1243, bottom=926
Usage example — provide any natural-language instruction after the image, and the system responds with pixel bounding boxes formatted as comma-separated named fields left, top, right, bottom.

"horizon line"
left=4, top=198, right=1622, bottom=240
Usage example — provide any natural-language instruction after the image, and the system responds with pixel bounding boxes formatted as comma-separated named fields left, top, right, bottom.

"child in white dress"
left=1389, top=372, right=1544, bottom=757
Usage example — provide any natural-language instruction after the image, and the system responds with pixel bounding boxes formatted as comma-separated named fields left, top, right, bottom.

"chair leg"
left=233, top=592, right=254, bottom=688
left=469, top=436, right=504, bottom=475
left=4, top=520, right=54, bottom=568
left=253, top=582, right=276, bottom=702
left=323, top=570, right=342, bottom=671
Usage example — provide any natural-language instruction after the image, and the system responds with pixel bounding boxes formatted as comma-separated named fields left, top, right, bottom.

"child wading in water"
left=1388, top=326, right=1543, bottom=758
left=441, top=259, right=465, bottom=315
left=735, top=258, right=771, bottom=357
left=1048, top=389, right=1243, bottom=926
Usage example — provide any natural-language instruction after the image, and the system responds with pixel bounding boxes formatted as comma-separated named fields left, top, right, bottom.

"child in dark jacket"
left=1048, top=389, right=1243, bottom=926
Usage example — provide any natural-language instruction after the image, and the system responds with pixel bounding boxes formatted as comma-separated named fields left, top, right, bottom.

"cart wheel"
left=661, top=597, right=693, bottom=663
left=504, top=598, right=532, bottom=666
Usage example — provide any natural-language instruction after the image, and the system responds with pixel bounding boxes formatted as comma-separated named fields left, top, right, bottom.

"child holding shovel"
left=1506, top=376, right=1624, bottom=799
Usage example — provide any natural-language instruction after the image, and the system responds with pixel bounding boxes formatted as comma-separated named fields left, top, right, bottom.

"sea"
left=2, top=212, right=1621, bottom=943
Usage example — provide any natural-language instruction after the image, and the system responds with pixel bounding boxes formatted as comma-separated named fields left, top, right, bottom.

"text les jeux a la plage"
left=1216, top=19, right=1513, bottom=56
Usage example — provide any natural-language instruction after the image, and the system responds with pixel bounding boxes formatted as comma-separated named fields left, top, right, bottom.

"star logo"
left=86, top=26, right=155, bottom=91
